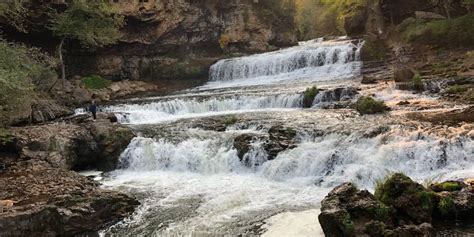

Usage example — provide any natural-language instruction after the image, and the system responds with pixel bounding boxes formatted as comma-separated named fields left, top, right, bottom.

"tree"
left=49, top=1, right=125, bottom=86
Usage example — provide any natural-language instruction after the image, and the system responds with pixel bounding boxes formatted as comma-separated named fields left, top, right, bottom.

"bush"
left=355, top=96, right=389, bottom=115
left=446, top=85, right=470, bottom=94
left=0, top=40, right=56, bottom=126
left=399, top=14, right=474, bottom=47
left=302, top=86, right=320, bottom=108
left=219, top=34, right=232, bottom=50
left=81, top=75, right=112, bottom=89
left=0, top=128, right=13, bottom=146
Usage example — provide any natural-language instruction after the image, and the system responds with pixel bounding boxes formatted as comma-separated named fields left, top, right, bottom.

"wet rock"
left=388, top=223, right=434, bottom=236
left=396, top=100, right=410, bottom=106
left=375, top=173, right=434, bottom=224
left=319, top=183, right=394, bottom=237
left=234, top=134, right=260, bottom=161
left=361, top=76, right=377, bottom=84
left=406, top=106, right=474, bottom=125
left=0, top=160, right=139, bottom=236
left=265, top=125, right=297, bottom=159
left=394, top=68, right=415, bottom=83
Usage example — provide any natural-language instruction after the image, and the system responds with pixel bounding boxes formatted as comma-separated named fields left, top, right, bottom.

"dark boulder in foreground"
left=319, top=173, right=474, bottom=237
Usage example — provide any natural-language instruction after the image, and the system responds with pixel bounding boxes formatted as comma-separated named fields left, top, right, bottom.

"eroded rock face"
left=67, top=0, right=297, bottom=81
left=0, top=160, right=139, bottom=236
left=9, top=117, right=134, bottom=171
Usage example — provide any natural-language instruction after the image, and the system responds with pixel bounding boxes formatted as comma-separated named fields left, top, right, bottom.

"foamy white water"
left=100, top=38, right=474, bottom=236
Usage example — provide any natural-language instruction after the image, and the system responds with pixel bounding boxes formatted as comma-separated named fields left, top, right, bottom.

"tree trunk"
left=58, top=37, right=66, bottom=88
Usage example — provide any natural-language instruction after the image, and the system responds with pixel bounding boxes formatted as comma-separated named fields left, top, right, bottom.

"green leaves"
left=49, top=1, right=125, bottom=48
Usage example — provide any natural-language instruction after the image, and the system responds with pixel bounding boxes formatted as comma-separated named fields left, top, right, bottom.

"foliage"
left=223, top=115, right=238, bottom=125
left=49, top=1, right=125, bottom=48
left=446, top=85, right=470, bottom=94
left=0, top=40, right=56, bottom=126
left=399, top=14, right=474, bottom=47
left=364, top=220, right=386, bottom=236
left=355, top=96, right=388, bottom=115
left=0, top=128, right=13, bottom=145
left=302, top=86, right=320, bottom=108
left=81, top=75, right=112, bottom=90
left=219, top=34, right=231, bottom=50
left=412, top=72, right=423, bottom=91
left=0, top=1, right=29, bottom=32
left=440, top=181, right=464, bottom=191
left=294, top=0, right=367, bottom=39
left=438, top=196, right=455, bottom=216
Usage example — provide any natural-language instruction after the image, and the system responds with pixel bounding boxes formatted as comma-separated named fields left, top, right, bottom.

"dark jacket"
left=89, top=104, right=97, bottom=113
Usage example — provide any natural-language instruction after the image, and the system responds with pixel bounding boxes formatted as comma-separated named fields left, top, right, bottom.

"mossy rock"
left=374, top=173, right=435, bottom=224
left=318, top=210, right=356, bottom=237
left=355, top=96, right=389, bottom=115
left=302, top=86, right=320, bottom=108
left=430, top=180, right=466, bottom=192
left=364, top=220, right=386, bottom=237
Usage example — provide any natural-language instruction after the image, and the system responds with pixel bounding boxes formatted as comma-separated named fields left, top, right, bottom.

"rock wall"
left=66, top=0, right=297, bottom=81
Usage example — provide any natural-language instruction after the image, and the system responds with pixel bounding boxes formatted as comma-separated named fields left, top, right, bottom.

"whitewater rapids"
left=99, top=39, right=474, bottom=236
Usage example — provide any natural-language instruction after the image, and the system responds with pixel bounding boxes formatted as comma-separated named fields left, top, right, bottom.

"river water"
left=100, top=39, right=474, bottom=236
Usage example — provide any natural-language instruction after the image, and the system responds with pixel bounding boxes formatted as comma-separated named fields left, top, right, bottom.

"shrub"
left=219, top=34, right=232, bottom=50
left=399, top=14, right=474, bottom=47
left=302, top=86, right=320, bottom=108
left=0, top=128, right=13, bottom=146
left=0, top=40, right=56, bottom=126
left=355, top=96, right=389, bottom=115
left=446, top=85, right=470, bottom=94
left=81, top=75, right=112, bottom=89
left=412, top=72, right=423, bottom=91
left=441, top=181, right=464, bottom=191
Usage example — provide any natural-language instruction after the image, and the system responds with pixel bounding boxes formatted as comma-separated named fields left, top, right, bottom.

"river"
left=99, top=38, right=474, bottom=236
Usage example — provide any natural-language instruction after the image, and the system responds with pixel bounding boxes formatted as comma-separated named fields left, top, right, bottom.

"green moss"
left=355, top=96, right=389, bottom=115
left=81, top=75, right=112, bottom=89
left=438, top=196, right=456, bottom=217
left=364, top=220, right=386, bottom=236
left=441, top=181, right=464, bottom=191
left=223, top=115, right=238, bottom=126
left=341, top=212, right=355, bottom=235
left=302, top=86, right=320, bottom=108
left=0, top=128, right=12, bottom=146
left=399, top=14, right=474, bottom=47
left=446, top=85, right=470, bottom=94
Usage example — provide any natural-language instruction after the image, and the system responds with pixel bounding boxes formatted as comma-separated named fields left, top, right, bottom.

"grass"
left=399, top=14, right=474, bottom=47
left=438, top=196, right=455, bottom=216
left=355, top=96, right=389, bottom=115
left=412, top=72, right=423, bottom=91
left=81, top=75, right=112, bottom=90
left=302, top=86, right=320, bottom=108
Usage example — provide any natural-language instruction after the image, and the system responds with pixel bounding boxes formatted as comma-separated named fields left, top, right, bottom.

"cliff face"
left=66, top=0, right=297, bottom=82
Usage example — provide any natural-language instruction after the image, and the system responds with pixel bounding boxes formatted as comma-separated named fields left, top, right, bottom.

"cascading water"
left=99, top=38, right=473, bottom=236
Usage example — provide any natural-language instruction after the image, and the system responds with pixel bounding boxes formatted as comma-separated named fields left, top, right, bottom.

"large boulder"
left=9, top=119, right=134, bottom=171
left=319, top=183, right=394, bottom=237
left=393, top=68, right=415, bottom=83
left=375, top=173, right=434, bottom=224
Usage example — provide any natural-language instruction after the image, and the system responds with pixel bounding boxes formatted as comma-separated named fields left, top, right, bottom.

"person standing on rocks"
left=89, top=100, right=97, bottom=120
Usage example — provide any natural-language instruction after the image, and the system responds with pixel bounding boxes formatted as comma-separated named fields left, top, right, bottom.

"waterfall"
left=105, top=94, right=303, bottom=124
left=209, top=39, right=363, bottom=82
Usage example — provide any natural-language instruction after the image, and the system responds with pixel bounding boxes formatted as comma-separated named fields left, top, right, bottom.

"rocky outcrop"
left=319, top=173, right=474, bottom=237
left=0, top=159, right=139, bottom=236
left=64, top=0, right=297, bottom=81
left=9, top=116, right=134, bottom=171
left=233, top=125, right=297, bottom=164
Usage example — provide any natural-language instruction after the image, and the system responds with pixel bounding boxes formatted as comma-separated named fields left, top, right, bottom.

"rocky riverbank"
left=319, top=173, right=474, bottom=236
left=0, top=115, right=139, bottom=236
